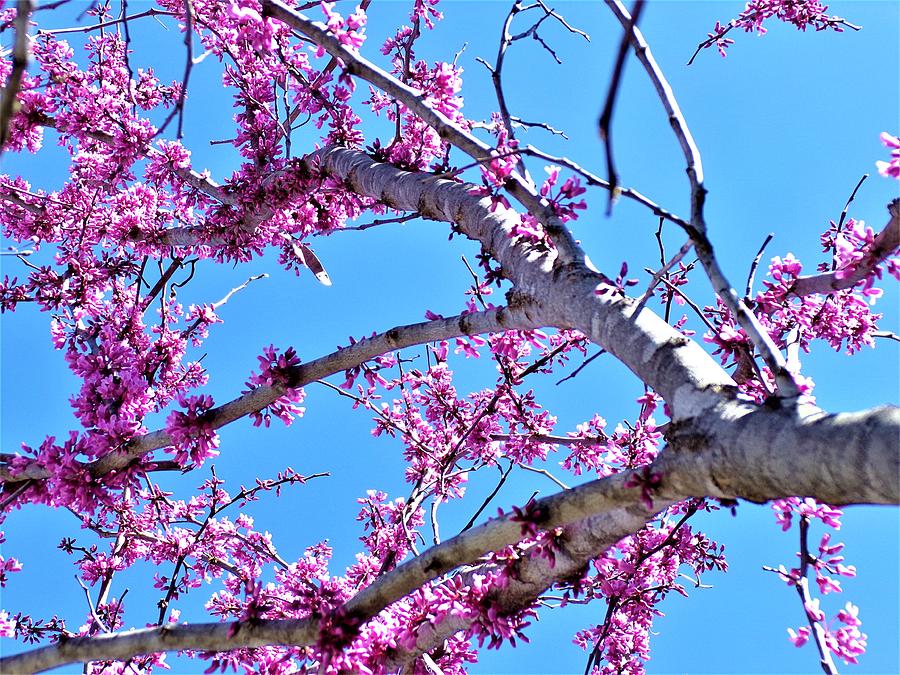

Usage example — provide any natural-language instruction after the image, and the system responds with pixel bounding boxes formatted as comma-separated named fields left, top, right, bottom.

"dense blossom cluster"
left=0, top=0, right=896, bottom=673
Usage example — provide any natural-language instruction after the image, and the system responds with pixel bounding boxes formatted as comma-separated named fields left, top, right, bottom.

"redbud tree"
left=0, top=0, right=897, bottom=673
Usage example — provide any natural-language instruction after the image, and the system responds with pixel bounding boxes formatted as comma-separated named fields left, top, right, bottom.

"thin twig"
left=461, top=462, right=514, bottom=532
left=338, top=212, right=419, bottom=232
left=598, top=0, right=645, bottom=215
left=873, top=330, right=900, bottom=342
left=634, top=238, right=692, bottom=314
left=518, top=463, right=570, bottom=490
left=837, top=174, right=868, bottom=231
left=555, top=348, right=605, bottom=385
left=521, top=145, right=692, bottom=230
left=745, top=232, right=774, bottom=299
left=38, top=8, right=175, bottom=35
left=155, top=0, right=194, bottom=138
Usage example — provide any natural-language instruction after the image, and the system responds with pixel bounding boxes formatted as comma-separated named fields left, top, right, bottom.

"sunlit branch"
left=604, top=0, right=799, bottom=398
left=262, top=0, right=587, bottom=267
left=3, top=400, right=896, bottom=672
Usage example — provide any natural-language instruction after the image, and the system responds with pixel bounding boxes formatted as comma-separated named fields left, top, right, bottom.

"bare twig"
left=873, top=330, right=900, bottom=342
left=598, top=0, right=644, bottom=215
left=634, top=238, right=693, bottom=314
left=555, top=348, right=605, bottom=385
left=155, top=0, right=194, bottom=138
left=837, top=174, right=868, bottom=232
left=37, top=8, right=175, bottom=35
left=745, top=232, right=774, bottom=299
left=338, top=212, right=419, bottom=232
left=518, top=463, right=570, bottom=490
left=521, top=145, right=692, bottom=230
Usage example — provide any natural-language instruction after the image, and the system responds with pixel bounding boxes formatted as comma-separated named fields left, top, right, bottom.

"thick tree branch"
left=3, top=401, right=896, bottom=673
left=312, top=145, right=735, bottom=417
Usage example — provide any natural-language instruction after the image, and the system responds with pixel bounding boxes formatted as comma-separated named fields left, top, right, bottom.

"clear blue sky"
left=1, top=1, right=898, bottom=673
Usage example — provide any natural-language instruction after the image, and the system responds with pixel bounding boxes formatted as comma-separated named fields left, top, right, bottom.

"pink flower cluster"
left=243, top=346, right=306, bottom=427
left=571, top=501, right=728, bottom=674
left=165, top=394, right=221, bottom=467
left=704, top=0, right=851, bottom=58
left=771, top=498, right=866, bottom=664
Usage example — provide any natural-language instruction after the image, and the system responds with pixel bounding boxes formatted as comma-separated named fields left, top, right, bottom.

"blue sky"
left=1, top=1, right=898, bottom=673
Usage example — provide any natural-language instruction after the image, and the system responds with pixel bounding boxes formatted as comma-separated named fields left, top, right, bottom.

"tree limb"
left=0, top=305, right=541, bottom=483
left=3, top=401, right=895, bottom=673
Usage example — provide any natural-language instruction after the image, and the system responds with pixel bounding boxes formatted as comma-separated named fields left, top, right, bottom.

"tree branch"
left=604, top=0, right=799, bottom=398
left=262, top=0, right=587, bottom=267
left=0, top=0, right=34, bottom=154
left=0, top=306, right=541, bottom=483
left=790, top=198, right=900, bottom=297
left=3, top=402, right=895, bottom=673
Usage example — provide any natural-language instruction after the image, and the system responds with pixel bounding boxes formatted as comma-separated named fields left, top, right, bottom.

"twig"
left=461, top=463, right=514, bottom=532
left=837, top=174, right=868, bottom=232
left=509, top=115, right=567, bottom=139
left=155, top=0, right=194, bottom=138
left=633, top=238, right=692, bottom=314
left=521, top=145, right=691, bottom=230
left=598, top=0, right=644, bottom=215
left=337, top=212, right=419, bottom=232
left=873, top=330, right=900, bottom=342
left=745, top=232, right=774, bottom=299
left=555, top=348, right=605, bottom=385
left=37, top=8, right=175, bottom=35
left=75, top=577, right=111, bottom=634
left=518, top=463, right=570, bottom=490
left=654, top=276, right=716, bottom=333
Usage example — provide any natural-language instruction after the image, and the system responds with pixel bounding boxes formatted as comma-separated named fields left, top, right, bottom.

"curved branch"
left=313, top=145, right=735, bottom=417
left=0, top=306, right=540, bottom=483
left=604, top=0, right=799, bottom=398
left=262, top=0, right=588, bottom=268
